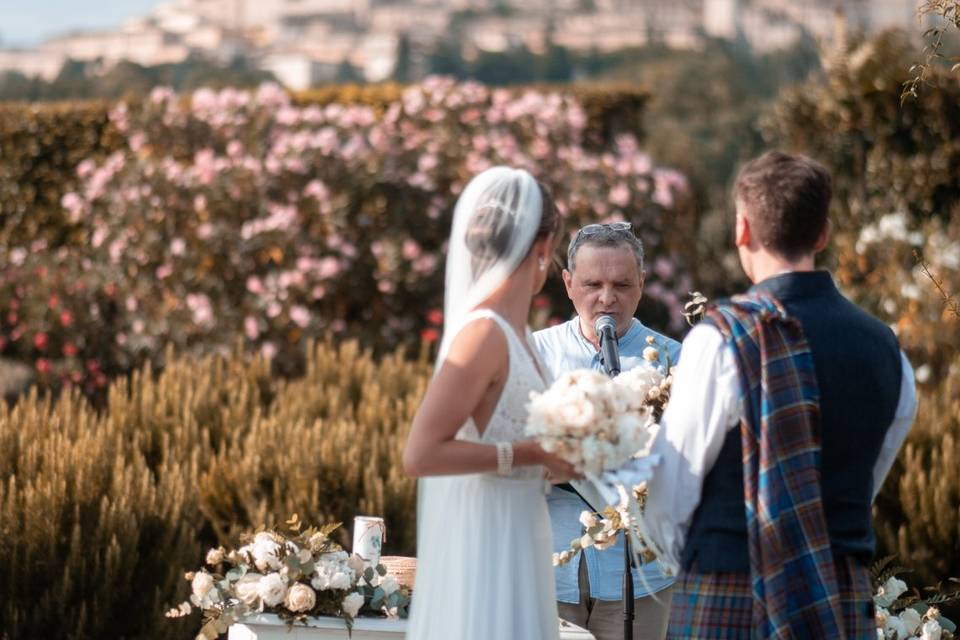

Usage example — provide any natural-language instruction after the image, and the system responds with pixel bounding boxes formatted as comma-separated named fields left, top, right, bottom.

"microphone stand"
left=598, top=335, right=634, bottom=640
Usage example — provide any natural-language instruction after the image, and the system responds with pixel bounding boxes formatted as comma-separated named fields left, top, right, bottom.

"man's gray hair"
left=567, top=226, right=644, bottom=273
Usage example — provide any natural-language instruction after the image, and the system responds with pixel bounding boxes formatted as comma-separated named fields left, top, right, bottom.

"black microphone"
left=595, top=315, right=621, bottom=378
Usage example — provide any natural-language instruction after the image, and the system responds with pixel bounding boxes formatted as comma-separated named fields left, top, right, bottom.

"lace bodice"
left=453, top=310, right=549, bottom=479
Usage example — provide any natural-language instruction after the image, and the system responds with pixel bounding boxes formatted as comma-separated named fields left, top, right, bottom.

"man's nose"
left=597, top=286, right=615, bottom=307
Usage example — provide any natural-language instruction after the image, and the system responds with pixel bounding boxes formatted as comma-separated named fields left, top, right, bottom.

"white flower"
left=206, top=547, right=225, bottom=565
left=285, top=583, right=317, bottom=613
left=257, top=572, right=288, bottom=607
left=642, top=346, right=659, bottom=363
left=380, top=575, right=400, bottom=596
left=236, top=573, right=262, bottom=606
left=876, top=606, right=890, bottom=630
left=579, top=511, right=599, bottom=529
left=885, top=615, right=908, bottom=639
left=876, top=576, right=908, bottom=607
left=920, top=619, right=942, bottom=640
left=251, top=532, right=283, bottom=572
left=579, top=534, right=595, bottom=549
left=191, top=571, right=215, bottom=600
left=342, top=592, right=365, bottom=618
left=899, top=608, right=923, bottom=636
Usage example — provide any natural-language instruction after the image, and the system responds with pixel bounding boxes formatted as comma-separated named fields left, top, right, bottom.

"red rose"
left=63, top=342, right=78, bottom=357
left=420, top=328, right=440, bottom=344
left=33, top=332, right=48, bottom=351
left=426, top=309, right=443, bottom=326
left=36, top=358, right=52, bottom=375
left=60, top=311, right=73, bottom=327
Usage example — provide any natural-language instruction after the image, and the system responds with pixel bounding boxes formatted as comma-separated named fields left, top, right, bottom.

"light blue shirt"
left=533, top=317, right=681, bottom=603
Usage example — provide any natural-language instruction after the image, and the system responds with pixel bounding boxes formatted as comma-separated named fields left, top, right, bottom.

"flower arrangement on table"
left=872, top=556, right=960, bottom=640
left=526, top=292, right=708, bottom=569
left=166, top=514, right=410, bottom=639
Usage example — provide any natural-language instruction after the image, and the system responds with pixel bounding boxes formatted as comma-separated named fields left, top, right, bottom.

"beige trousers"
left=557, top=555, right=673, bottom=640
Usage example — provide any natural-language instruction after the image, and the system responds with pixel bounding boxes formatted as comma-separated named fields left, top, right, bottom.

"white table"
left=229, top=614, right=595, bottom=639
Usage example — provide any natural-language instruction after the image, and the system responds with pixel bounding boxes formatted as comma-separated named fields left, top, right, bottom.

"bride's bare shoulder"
left=443, top=316, right=508, bottom=372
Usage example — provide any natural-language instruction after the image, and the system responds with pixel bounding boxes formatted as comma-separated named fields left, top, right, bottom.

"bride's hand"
left=515, top=441, right=579, bottom=483
left=541, top=450, right=580, bottom=484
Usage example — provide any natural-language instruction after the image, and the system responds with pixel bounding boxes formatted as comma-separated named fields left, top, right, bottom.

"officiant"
left=533, top=223, right=679, bottom=640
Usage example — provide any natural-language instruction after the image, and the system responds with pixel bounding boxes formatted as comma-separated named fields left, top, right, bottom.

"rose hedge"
left=0, top=79, right=694, bottom=397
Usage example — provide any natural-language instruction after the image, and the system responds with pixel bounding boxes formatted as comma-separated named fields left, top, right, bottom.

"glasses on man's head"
left=577, top=222, right=633, bottom=238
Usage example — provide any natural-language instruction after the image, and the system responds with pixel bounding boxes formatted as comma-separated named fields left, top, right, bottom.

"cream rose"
left=342, top=592, right=365, bottom=618
left=579, top=510, right=599, bottom=529
left=235, top=573, right=262, bottom=606
left=285, top=583, right=317, bottom=613
left=206, top=547, right=225, bottom=565
left=191, top=571, right=215, bottom=600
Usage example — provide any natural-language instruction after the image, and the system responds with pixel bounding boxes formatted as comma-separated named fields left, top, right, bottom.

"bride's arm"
left=403, top=318, right=544, bottom=477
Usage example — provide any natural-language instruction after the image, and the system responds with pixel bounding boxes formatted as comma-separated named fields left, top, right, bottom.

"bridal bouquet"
left=166, top=514, right=410, bottom=639
left=525, top=367, right=661, bottom=476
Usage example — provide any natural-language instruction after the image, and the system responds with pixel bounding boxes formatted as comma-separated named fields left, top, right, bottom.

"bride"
left=403, top=166, right=577, bottom=639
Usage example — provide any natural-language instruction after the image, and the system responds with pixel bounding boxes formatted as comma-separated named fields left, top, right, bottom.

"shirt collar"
left=573, top=316, right=642, bottom=352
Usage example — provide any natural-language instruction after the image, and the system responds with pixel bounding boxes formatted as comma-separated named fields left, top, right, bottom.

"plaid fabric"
left=667, top=556, right=875, bottom=639
left=699, top=293, right=848, bottom=638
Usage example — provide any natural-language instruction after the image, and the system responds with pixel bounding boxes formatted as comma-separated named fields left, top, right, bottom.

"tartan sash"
left=704, top=292, right=846, bottom=639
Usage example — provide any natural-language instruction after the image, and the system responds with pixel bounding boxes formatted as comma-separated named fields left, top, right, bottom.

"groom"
left=534, top=223, right=679, bottom=640
left=644, top=151, right=917, bottom=638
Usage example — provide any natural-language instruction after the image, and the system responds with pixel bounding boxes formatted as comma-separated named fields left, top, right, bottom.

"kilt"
left=666, top=556, right=875, bottom=639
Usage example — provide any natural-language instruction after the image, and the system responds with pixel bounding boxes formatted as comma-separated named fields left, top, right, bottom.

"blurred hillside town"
left=0, top=0, right=928, bottom=90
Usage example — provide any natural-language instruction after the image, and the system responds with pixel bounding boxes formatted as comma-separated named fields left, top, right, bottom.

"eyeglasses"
left=577, top=222, right=633, bottom=238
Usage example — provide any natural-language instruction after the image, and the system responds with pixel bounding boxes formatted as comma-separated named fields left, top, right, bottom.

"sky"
left=0, top=1, right=162, bottom=47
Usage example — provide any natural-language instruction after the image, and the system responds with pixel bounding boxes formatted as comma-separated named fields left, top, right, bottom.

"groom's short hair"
left=735, top=151, right=832, bottom=261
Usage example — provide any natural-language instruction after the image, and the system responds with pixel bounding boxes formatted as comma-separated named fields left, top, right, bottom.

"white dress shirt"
left=643, top=323, right=918, bottom=572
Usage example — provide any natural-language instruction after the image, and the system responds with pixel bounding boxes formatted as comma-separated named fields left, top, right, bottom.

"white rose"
left=285, top=583, right=317, bottom=613
left=899, top=609, right=923, bottom=636
left=642, top=346, right=660, bottom=363
left=257, top=572, right=288, bottom=608
left=192, top=571, right=215, bottom=599
left=342, top=592, right=365, bottom=618
left=579, top=534, right=595, bottom=549
left=886, top=615, right=908, bottom=639
left=380, top=575, right=399, bottom=596
left=876, top=576, right=908, bottom=607
left=252, top=533, right=283, bottom=572
left=579, top=511, right=599, bottom=529
left=206, top=547, right=225, bottom=565
left=920, top=619, right=942, bottom=640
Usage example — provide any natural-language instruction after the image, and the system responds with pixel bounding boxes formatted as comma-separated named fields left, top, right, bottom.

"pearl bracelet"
left=495, top=441, right=514, bottom=476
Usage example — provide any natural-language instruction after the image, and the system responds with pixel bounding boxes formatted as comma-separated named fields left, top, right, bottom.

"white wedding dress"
left=407, top=309, right=560, bottom=640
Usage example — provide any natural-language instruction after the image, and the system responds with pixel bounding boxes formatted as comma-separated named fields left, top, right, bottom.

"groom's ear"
left=735, top=212, right=751, bottom=248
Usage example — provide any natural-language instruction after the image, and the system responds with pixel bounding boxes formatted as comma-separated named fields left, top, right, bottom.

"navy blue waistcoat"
left=681, top=271, right=902, bottom=572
